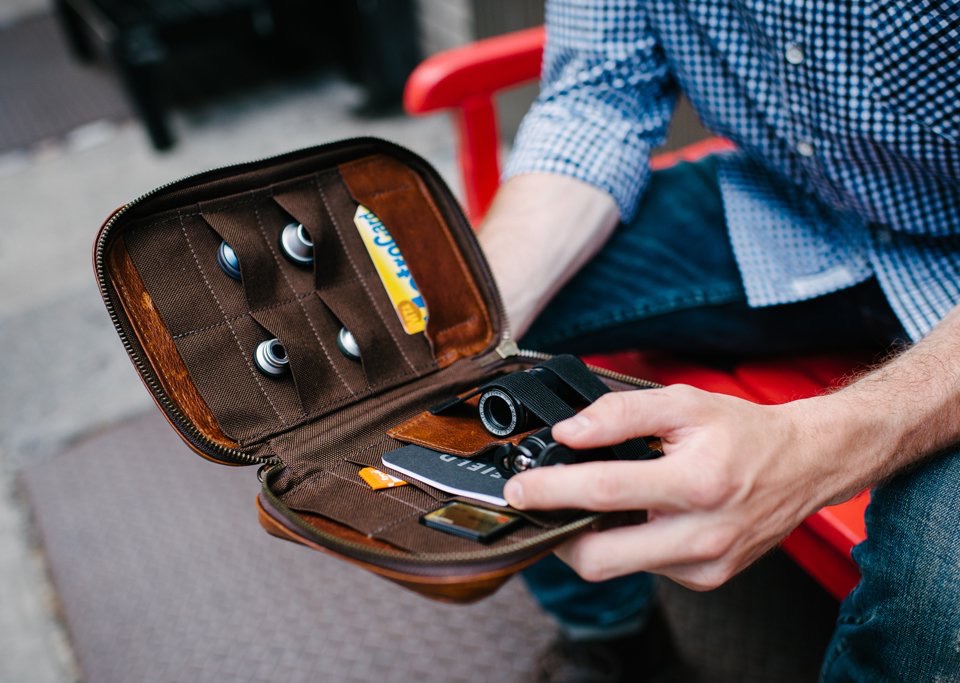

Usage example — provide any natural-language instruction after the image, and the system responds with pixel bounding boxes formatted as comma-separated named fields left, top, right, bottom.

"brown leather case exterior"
left=94, top=138, right=602, bottom=603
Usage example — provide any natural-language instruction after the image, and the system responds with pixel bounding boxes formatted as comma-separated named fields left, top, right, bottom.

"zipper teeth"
left=261, top=345, right=661, bottom=567
left=94, top=136, right=477, bottom=466
left=516, top=348, right=663, bottom=389
left=97, top=237, right=268, bottom=466
left=264, top=350, right=661, bottom=566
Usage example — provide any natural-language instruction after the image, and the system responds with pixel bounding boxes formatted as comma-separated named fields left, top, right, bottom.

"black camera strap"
left=536, top=355, right=612, bottom=402
left=486, top=371, right=577, bottom=426
left=429, top=368, right=578, bottom=425
left=537, top=355, right=659, bottom=462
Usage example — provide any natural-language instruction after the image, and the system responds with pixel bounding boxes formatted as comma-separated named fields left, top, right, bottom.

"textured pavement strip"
left=0, top=62, right=459, bottom=682
left=22, top=412, right=557, bottom=683
left=0, top=471, right=80, bottom=683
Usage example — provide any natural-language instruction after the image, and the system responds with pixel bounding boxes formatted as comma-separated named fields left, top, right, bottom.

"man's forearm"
left=801, top=303, right=960, bottom=505
left=477, top=173, right=620, bottom=337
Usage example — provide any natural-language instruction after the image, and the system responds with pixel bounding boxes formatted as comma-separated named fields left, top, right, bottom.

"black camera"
left=492, top=427, right=608, bottom=478
left=477, top=366, right=581, bottom=437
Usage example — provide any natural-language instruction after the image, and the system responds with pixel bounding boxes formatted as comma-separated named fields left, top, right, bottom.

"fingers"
left=504, top=458, right=695, bottom=512
left=552, top=385, right=704, bottom=449
left=553, top=515, right=740, bottom=585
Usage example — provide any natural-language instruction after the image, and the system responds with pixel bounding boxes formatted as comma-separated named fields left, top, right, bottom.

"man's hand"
left=503, top=304, right=960, bottom=590
left=504, top=385, right=851, bottom=590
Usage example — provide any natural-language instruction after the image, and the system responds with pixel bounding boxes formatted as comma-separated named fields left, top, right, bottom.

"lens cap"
left=336, top=327, right=361, bottom=361
left=254, top=338, right=289, bottom=376
left=279, top=222, right=313, bottom=265
left=216, top=241, right=242, bottom=280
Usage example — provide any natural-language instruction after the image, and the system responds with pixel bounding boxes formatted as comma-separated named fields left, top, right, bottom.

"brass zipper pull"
left=479, top=338, right=520, bottom=367
left=496, top=339, right=519, bottom=359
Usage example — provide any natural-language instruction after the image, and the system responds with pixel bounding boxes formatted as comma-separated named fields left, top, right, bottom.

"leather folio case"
left=94, top=138, right=656, bottom=603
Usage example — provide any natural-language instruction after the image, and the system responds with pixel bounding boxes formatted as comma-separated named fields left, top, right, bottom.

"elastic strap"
left=491, top=371, right=577, bottom=426
left=538, top=355, right=659, bottom=462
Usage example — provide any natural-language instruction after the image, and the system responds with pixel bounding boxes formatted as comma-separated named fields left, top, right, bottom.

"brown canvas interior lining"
left=107, top=241, right=238, bottom=450
left=119, top=156, right=490, bottom=445
left=263, top=357, right=576, bottom=552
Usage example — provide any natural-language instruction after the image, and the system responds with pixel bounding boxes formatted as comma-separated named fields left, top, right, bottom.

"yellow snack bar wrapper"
left=358, top=467, right=408, bottom=490
left=353, top=205, right=428, bottom=335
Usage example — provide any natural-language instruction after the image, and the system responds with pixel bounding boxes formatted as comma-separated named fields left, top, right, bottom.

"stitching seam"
left=178, top=210, right=285, bottom=429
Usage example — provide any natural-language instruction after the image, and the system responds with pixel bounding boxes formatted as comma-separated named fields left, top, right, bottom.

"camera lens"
left=279, top=222, right=313, bottom=265
left=254, top=338, right=289, bottom=376
left=479, top=388, right=527, bottom=437
left=522, top=431, right=576, bottom=469
left=216, top=241, right=242, bottom=280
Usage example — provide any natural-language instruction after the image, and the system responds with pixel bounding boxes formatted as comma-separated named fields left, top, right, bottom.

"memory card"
left=421, top=501, right=522, bottom=543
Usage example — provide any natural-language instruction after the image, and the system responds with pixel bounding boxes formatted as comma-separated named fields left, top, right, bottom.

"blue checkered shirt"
left=504, top=0, right=960, bottom=341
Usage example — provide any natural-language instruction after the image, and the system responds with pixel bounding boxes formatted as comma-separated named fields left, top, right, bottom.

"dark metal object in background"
left=53, top=0, right=276, bottom=150
left=335, top=0, right=421, bottom=114
left=51, top=0, right=421, bottom=150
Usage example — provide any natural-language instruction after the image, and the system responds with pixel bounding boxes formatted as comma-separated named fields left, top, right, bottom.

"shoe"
left=530, top=605, right=688, bottom=683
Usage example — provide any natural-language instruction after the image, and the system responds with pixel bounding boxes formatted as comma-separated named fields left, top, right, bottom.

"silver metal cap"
left=478, top=388, right=518, bottom=437
left=336, top=327, right=361, bottom=361
left=279, top=222, right=313, bottom=265
left=254, top=338, right=289, bottom=376
left=216, top=241, right=242, bottom=280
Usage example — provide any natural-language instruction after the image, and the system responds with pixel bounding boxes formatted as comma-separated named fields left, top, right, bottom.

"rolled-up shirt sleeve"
left=504, top=0, right=677, bottom=221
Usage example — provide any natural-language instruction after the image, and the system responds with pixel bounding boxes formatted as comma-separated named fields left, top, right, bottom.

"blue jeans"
left=520, top=157, right=960, bottom=679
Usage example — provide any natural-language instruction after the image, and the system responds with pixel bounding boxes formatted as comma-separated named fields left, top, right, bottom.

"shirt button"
left=796, top=141, right=815, bottom=157
left=785, top=44, right=805, bottom=65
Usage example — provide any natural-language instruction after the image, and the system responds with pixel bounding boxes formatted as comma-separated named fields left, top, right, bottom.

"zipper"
left=479, top=264, right=660, bottom=390
left=97, top=232, right=272, bottom=466
left=260, top=340, right=662, bottom=569
left=485, top=341, right=663, bottom=390
left=96, top=136, right=502, bottom=467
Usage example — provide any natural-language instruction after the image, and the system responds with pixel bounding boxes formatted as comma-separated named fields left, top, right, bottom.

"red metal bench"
left=404, top=26, right=869, bottom=600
